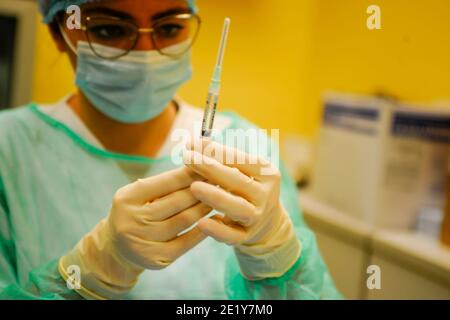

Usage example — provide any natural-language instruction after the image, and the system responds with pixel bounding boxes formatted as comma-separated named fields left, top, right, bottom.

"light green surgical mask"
left=62, top=31, right=192, bottom=123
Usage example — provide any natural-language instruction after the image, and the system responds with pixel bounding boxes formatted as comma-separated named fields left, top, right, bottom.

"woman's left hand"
left=183, top=139, right=301, bottom=280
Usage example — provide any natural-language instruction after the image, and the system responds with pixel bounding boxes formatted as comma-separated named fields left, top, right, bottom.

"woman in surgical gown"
left=0, top=0, right=341, bottom=300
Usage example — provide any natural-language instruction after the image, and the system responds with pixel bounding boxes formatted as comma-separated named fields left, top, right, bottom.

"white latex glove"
left=59, top=167, right=211, bottom=299
left=184, top=139, right=301, bottom=280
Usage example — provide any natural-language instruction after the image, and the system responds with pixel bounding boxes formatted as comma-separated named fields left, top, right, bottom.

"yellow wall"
left=32, top=15, right=75, bottom=104
left=32, top=0, right=450, bottom=138
left=305, top=0, right=450, bottom=133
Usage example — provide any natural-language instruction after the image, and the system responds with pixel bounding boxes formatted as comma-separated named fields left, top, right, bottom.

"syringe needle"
left=201, top=18, right=231, bottom=138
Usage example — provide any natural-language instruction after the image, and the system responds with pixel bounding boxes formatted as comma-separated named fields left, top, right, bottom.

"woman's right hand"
left=58, top=167, right=211, bottom=299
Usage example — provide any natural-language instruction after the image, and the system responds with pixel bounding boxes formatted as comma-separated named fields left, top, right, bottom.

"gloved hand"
left=59, top=167, right=211, bottom=299
left=184, top=139, right=301, bottom=280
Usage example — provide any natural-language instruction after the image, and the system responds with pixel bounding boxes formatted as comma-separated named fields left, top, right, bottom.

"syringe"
left=201, top=17, right=231, bottom=137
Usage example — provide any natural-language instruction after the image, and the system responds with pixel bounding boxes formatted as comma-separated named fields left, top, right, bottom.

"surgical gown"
left=0, top=100, right=341, bottom=299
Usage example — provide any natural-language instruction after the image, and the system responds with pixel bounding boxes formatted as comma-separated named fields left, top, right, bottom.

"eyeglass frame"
left=60, top=12, right=202, bottom=60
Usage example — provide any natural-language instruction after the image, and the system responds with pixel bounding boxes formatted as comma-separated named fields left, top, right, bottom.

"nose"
left=133, top=30, right=156, bottom=51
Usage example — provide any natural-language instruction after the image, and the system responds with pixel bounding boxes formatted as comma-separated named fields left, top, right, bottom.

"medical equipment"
left=185, top=139, right=301, bottom=280
left=442, top=163, right=450, bottom=247
left=312, top=92, right=450, bottom=229
left=39, top=0, right=198, bottom=23
left=201, top=18, right=231, bottom=137
left=59, top=167, right=209, bottom=299
left=62, top=40, right=192, bottom=124
left=0, top=103, right=340, bottom=299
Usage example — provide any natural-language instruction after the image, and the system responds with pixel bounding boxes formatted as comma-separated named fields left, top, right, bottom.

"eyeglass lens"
left=85, top=14, right=200, bottom=59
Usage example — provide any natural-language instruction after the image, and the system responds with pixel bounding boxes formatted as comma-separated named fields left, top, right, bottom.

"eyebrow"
left=152, top=8, right=192, bottom=21
left=84, top=8, right=133, bottom=20
left=83, top=7, right=192, bottom=22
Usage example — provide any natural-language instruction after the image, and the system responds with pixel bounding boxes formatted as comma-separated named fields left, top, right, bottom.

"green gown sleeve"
left=223, top=159, right=342, bottom=300
left=0, top=177, right=83, bottom=300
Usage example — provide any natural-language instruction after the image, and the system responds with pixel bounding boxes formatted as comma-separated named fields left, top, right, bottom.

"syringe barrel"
left=201, top=92, right=219, bottom=137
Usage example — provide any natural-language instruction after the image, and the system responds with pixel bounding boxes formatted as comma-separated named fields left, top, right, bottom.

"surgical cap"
left=38, top=0, right=198, bottom=24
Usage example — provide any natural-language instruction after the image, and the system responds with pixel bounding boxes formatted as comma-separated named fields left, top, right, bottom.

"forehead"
left=81, top=0, right=190, bottom=21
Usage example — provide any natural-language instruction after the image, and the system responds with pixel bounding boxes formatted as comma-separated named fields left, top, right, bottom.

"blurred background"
left=1, top=0, right=449, bottom=299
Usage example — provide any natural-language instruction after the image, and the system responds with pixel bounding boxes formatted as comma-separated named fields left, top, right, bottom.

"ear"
left=47, top=22, right=68, bottom=53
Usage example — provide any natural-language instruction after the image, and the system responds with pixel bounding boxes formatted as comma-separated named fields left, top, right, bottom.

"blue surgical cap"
left=38, top=0, right=198, bottom=24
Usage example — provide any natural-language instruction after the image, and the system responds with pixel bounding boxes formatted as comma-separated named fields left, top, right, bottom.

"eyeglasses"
left=75, top=13, right=201, bottom=60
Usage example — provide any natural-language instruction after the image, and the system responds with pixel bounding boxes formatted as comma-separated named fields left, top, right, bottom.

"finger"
left=187, top=138, right=274, bottom=180
left=160, top=202, right=213, bottom=241
left=121, top=166, right=202, bottom=204
left=184, top=150, right=261, bottom=203
left=190, top=181, right=256, bottom=226
left=140, top=188, right=199, bottom=222
left=125, top=202, right=211, bottom=243
left=165, top=226, right=208, bottom=259
left=197, top=216, right=247, bottom=245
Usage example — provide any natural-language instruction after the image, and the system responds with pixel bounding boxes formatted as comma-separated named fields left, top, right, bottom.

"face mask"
left=62, top=32, right=192, bottom=123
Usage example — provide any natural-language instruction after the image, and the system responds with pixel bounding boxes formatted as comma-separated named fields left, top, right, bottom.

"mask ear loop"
left=58, top=23, right=78, bottom=56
